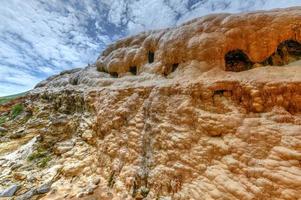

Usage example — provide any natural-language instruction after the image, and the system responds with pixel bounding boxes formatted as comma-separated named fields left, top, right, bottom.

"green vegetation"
left=0, top=92, right=27, bottom=105
left=0, top=116, right=6, bottom=126
left=27, top=149, right=47, bottom=161
left=0, top=124, right=7, bottom=136
left=10, top=104, right=24, bottom=119
left=27, top=147, right=52, bottom=168
left=0, top=103, right=29, bottom=128
left=38, top=156, right=52, bottom=168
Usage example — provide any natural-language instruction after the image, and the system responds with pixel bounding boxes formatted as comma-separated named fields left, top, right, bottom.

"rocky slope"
left=0, top=7, right=301, bottom=200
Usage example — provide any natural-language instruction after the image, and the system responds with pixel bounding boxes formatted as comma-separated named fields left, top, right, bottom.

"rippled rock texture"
left=0, top=7, right=301, bottom=200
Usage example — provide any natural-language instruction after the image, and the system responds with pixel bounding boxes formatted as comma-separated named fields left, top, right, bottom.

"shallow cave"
left=148, top=51, right=155, bottom=63
left=129, top=66, right=137, bottom=75
left=263, top=40, right=301, bottom=66
left=163, top=63, right=179, bottom=77
left=214, top=90, right=226, bottom=95
left=171, top=63, right=179, bottom=72
left=110, top=72, right=118, bottom=78
left=225, top=50, right=253, bottom=72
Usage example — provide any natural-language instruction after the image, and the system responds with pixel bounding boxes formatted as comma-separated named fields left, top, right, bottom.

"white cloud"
left=0, top=0, right=114, bottom=96
left=0, top=64, right=42, bottom=96
left=177, top=0, right=301, bottom=24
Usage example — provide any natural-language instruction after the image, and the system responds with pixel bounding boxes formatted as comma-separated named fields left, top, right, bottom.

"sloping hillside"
left=0, top=7, right=301, bottom=200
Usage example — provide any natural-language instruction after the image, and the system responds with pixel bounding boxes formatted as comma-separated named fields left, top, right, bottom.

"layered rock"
left=0, top=7, right=301, bottom=200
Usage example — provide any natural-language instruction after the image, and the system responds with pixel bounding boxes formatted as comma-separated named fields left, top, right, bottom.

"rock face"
left=95, top=7, right=301, bottom=76
left=0, top=7, right=301, bottom=200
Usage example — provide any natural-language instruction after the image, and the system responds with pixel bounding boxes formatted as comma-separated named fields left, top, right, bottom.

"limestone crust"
left=0, top=7, right=301, bottom=200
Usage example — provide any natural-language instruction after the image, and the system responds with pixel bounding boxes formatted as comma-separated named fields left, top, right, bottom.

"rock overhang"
left=96, top=7, right=301, bottom=76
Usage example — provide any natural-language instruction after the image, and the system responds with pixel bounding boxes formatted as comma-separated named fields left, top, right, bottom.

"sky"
left=0, top=0, right=301, bottom=96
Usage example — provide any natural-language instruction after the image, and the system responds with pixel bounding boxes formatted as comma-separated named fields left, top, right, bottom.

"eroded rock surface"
left=0, top=7, right=301, bottom=200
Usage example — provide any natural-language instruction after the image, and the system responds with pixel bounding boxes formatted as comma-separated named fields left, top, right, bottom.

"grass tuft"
left=38, top=156, right=52, bottom=168
left=27, top=147, right=52, bottom=168
left=10, top=104, right=24, bottom=119
left=0, top=116, right=6, bottom=126
left=27, top=150, right=46, bottom=161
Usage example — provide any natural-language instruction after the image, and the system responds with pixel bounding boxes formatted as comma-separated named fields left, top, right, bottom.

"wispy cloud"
left=0, top=0, right=114, bottom=96
left=0, top=0, right=300, bottom=96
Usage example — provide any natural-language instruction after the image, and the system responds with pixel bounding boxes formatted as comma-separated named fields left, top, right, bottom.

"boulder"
left=0, top=126, right=7, bottom=132
left=36, top=182, right=52, bottom=194
left=0, top=184, right=21, bottom=197
left=15, top=189, right=37, bottom=200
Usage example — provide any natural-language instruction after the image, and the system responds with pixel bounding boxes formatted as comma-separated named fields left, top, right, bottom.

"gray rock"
left=9, top=161, right=16, bottom=167
left=59, top=68, right=82, bottom=76
left=0, top=138, right=9, bottom=142
left=0, top=159, right=8, bottom=166
left=10, top=128, right=26, bottom=139
left=35, top=68, right=82, bottom=88
left=27, top=175, right=37, bottom=182
left=11, top=163, right=22, bottom=170
left=36, top=183, right=51, bottom=194
left=15, top=189, right=37, bottom=200
left=0, top=184, right=21, bottom=197
left=0, top=127, right=7, bottom=132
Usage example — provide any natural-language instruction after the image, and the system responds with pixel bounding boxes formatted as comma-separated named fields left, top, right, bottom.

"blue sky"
left=0, top=0, right=301, bottom=96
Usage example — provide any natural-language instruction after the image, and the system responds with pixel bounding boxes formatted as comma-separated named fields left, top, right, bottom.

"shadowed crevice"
left=225, top=40, right=301, bottom=72
left=129, top=66, right=137, bottom=75
left=225, top=50, right=253, bottom=72
left=148, top=51, right=154, bottom=63
left=262, top=40, right=301, bottom=66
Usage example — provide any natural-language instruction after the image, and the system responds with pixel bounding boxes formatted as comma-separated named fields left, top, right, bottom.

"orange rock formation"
left=96, top=7, right=301, bottom=75
left=0, top=7, right=301, bottom=200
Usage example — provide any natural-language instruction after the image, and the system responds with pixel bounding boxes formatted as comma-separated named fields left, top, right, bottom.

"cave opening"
left=266, top=40, right=301, bottom=66
left=225, top=50, right=253, bottom=72
left=148, top=51, right=154, bottom=63
left=163, top=63, right=179, bottom=77
left=129, top=66, right=137, bottom=75
left=214, top=90, right=226, bottom=95
left=172, top=63, right=179, bottom=72
left=110, top=72, right=118, bottom=78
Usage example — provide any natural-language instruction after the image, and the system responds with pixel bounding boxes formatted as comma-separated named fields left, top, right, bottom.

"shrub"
left=0, top=116, right=6, bottom=125
left=38, top=156, right=51, bottom=168
left=10, top=104, right=24, bottom=119
left=27, top=150, right=46, bottom=161
left=27, top=147, right=52, bottom=168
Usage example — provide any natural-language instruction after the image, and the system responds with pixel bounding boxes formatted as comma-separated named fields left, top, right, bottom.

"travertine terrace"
left=0, top=7, right=301, bottom=200
left=96, top=7, right=301, bottom=75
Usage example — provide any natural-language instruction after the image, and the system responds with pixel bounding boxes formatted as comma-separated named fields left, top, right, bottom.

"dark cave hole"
left=225, top=50, right=253, bottom=72
left=225, top=40, right=301, bottom=71
left=110, top=72, right=118, bottom=78
left=262, top=40, right=301, bottom=66
left=148, top=51, right=154, bottom=63
left=163, top=63, right=179, bottom=77
left=214, top=90, right=226, bottom=95
left=172, top=63, right=179, bottom=72
left=129, top=66, right=137, bottom=75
